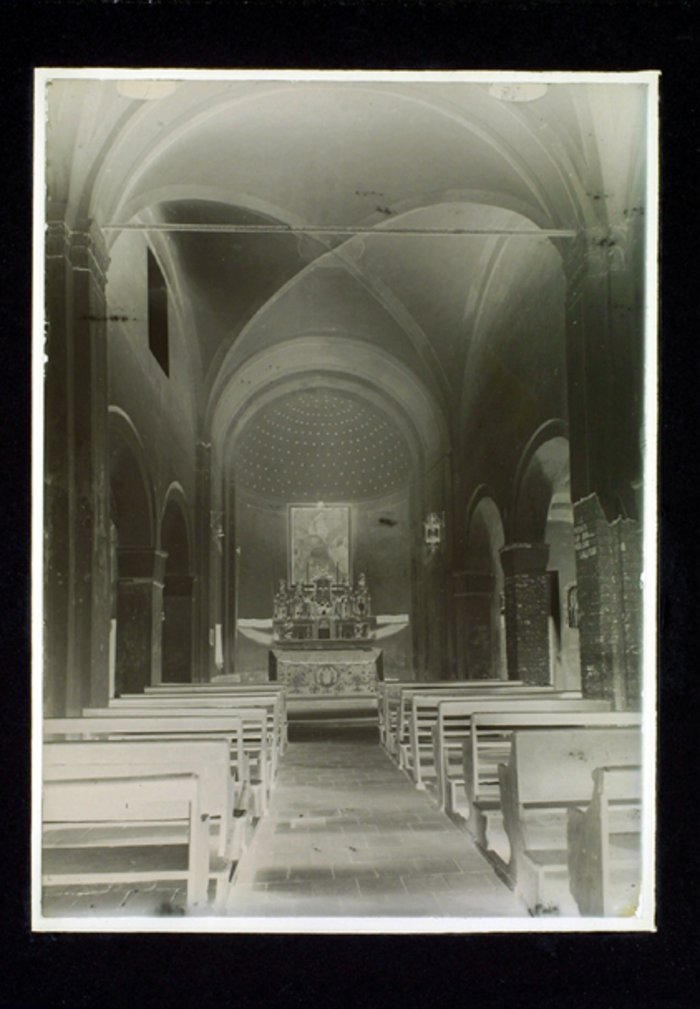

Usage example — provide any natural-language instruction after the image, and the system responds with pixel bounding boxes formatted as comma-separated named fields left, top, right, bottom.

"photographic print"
left=33, top=69, right=658, bottom=933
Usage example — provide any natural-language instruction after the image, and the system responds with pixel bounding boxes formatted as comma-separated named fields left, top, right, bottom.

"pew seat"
left=498, top=727, right=642, bottom=915
left=42, top=774, right=228, bottom=911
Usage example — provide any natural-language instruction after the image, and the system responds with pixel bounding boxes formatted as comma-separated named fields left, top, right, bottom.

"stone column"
left=223, top=478, right=236, bottom=675
left=193, top=441, right=212, bottom=683
left=44, top=218, right=112, bottom=715
left=442, top=451, right=458, bottom=679
left=115, top=548, right=167, bottom=695
left=453, top=571, right=497, bottom=679
left=419, top=456, right=453, bottom=679
left=162, top=574, right=196, bottom=683
left=564, top=224, right=644, bottom=707
left=500, top=544, right=551, bottom=684
left=409, top=473, right=428, bottom=678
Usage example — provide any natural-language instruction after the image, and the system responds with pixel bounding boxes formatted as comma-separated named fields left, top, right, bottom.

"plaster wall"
left=457, top=239, right=567, bottom=552
left=106, top=230, right=199, bottom=530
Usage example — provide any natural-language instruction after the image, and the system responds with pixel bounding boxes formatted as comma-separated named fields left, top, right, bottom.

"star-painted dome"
left=232, top=388, right=412, bottom=500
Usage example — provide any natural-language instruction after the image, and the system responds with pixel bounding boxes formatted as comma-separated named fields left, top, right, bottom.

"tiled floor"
left=226, top=739, right=528, bottom=919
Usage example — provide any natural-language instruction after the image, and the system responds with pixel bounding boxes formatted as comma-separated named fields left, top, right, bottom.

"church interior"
left=39, top=74, right=652, bottom=924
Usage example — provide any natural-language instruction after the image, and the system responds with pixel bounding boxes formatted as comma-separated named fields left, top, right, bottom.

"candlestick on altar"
left=336, top=561, right=339, bottom=583
left=306, top=562, right=309, bottom=582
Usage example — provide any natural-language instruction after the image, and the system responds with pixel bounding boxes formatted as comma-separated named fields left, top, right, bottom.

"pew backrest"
left=44, top=714, right=247, bottom=775
left=79, top=706, right=268, bottom=738
left=410, top=693, right=607, bottom=787
left=380, top=680, right=528, bottom=754
left=497, top=727, right=643, bottom=911
left=462, top=710, right=642, bottom=806
left=400, top=685, right=577, bottom=750
left=43, top=738, right=235, bottom=855
left=68, top=706, right=274, bottom=793
left=145, top=683, right=282, bottom=691
left=505, top=727, right=643, bottom=806
left=106, top=694, right=285, bottom=753
left=142, top=683, right=287, bottom=722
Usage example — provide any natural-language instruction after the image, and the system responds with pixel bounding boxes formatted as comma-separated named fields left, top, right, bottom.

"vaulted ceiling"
left=47, top=76, right=648, bottom=466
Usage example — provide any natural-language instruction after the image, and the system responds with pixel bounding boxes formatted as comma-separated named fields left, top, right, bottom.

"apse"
left=230, top=386, right=415, bottom=677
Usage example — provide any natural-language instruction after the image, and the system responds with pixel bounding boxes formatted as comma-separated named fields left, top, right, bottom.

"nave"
left=43, top=731, right=528, bottom=920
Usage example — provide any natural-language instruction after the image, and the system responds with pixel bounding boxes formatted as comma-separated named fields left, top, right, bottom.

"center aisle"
left=226, top=739, right=528, bottom=918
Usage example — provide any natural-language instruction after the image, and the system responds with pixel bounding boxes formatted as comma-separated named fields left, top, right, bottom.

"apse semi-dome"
left=232, top=388, right=413, bottom=500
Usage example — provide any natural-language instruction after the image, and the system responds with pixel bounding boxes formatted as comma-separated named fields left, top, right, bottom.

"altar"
left=272, top=571, right=375, bottom=643
left=268, top=546, right=383, bottom=695
left=269, top=645, right=383, bottom=696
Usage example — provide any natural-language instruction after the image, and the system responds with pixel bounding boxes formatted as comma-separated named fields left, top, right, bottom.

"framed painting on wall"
left=289, top=505, right=350, bottom=584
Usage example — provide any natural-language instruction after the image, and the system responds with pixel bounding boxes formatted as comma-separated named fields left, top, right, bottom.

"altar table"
left=269, top=647, right=383, bottom=695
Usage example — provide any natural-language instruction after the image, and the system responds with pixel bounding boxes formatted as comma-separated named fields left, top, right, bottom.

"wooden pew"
left=107, top=693, right=285, bottom=768
left=397, top=684, right=574, bottom=767
left=379, top=680, right=527, bottom=757
left=406, top=690, right=585, bottom=788
left=432, top=701, right=617, bottom=814
left=43, top=713, right=268, bottom=815
left=42, top=773, right=221, bottom=911
left=387, top=682, right=555, bottom=763
left=498, top=727, right=642, bottom=915
left=77, top=706, right=273, bottom=809
left=144, top=685, right=288, bottom=752
left=455, top=710, right=640, bottom=859
left=567, top=764, right=643, bottom=917
left=44, top=738, right=246, bottom=866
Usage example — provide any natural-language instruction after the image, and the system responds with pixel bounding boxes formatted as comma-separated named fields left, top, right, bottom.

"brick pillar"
left=44, top=219, right=112, bottom=715
left=115, top=548, right=167, bottom=695
left=574, top=495, right=642, bottom=708
left=500, top=544, right=551, bottom=684
left=162, top=574, right=195, bottom=683
left=453, top=571, right=497, bottom=679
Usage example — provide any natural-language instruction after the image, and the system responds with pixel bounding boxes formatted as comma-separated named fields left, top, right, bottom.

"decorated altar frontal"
left=270, top=647, right=383, bottom=696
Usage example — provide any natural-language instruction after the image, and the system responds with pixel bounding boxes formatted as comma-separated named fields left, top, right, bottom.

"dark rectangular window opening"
left=148, top=248, right=169, bottom=376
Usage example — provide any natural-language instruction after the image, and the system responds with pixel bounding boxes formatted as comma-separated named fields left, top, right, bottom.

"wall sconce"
left=423, top=512, right=445, bottom=550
